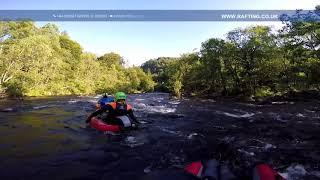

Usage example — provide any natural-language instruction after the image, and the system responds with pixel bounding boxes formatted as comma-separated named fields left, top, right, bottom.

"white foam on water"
left=68, top=99, right=97, bottom=104
left=139, top=120, right=148, bottom=124
left=161, top=128, right=179, bottom=134
left=271, top=101, right=295, bottom=105
left=237, top=149, right=255, bottom=156
left=304, top=109, right=316, bottom=113
left=222, top=136, right=236, bottom=143
left=310, top=171, right=320, bottom=178
left=278, top=173, right=288, bottom=179
left=151, top=97, right=164, bottom=103
left=32, top=105, right=56, bottom=110
left=146, top=105, right=176, bottom=114
left=144, top=165, right=152, bottom=173
left=33, top=105, right=48, bottom=110
left=154, top=97, right=164, bottom=100
left=93, top=95, right=102, bottom=99
left=135, top=98, right=145, bottom=101
left=216, top=111, right=255, bottom=118
left=187, top=133, right=199, bottom=139
left=133, top=103, right=176, bottom=114
left=123, top=136, right=144, bottom=148
left=296, top=113, right=306, bottom=118
left=160, top=127, right=182, bottom=136
left=268, top=113, right=288, bottom=123
left=87, top=100, right=97, bottom=104
left=200, top=99, right=216, bottom=103
left=280, top=164, right=307, bottom=180
left=126, top=136, right=135, bottom=142
left=1, top=108, right=14, bottom=112
left=68, top=100, right=78, bottom=104
left=264, top=143, right=277, bottom=150
left=168, top=101, right=180, bottom=105
left=133, top=103, right=147, bottom=110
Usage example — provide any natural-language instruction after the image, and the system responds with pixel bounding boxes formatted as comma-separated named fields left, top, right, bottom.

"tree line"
left=1, top=7, right=318, bottom=98
left=141, top=6, right=320, bottom=98
left=0, top=22, right=155, bottom=97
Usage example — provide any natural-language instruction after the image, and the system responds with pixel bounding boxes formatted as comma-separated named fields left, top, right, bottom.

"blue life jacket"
left=98, top=97, right=114, bottom=107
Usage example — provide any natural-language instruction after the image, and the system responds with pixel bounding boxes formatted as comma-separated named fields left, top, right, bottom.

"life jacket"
left=107, top=102, right=132, bottom=114
left=107, top=102, right=133, bottom=127
left=96, top=97, right=114, bottom=109
left=98, top=97, right=114, bottom=106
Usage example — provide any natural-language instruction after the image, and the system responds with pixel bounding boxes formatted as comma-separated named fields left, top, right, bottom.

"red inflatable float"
left=89, top=117, right=120, bottom=132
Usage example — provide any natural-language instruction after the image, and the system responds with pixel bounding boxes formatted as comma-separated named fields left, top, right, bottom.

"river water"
left=0, top=93, right=319, bottom=180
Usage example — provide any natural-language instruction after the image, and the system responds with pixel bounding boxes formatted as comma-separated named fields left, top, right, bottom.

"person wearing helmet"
left=86, top=92, right=140, bottom=128
left=96, top=92, right=114, bottom=109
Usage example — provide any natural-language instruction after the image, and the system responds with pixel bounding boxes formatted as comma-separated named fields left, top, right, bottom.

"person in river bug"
left=86, top=92, right=140, bottom=128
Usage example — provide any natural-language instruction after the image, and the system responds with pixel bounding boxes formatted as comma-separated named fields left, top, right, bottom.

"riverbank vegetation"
left=0, top=22, right=155, bottom=97
left=141, top=7, right=320, bottom=98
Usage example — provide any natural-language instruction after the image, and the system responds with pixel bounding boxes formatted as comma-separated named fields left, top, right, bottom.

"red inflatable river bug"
left=89, top=117, right=120, bottom=132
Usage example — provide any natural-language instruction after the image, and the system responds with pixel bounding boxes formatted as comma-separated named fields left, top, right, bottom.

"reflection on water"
left=0, top=106, right=86, bottom=162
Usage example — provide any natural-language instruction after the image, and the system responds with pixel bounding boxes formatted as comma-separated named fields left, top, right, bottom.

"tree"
left=226, top=26, right=278, bottom=95
left=141, top=57, right=178, bottom=92
left=97, top=52, right=125, bottom=68
left=199, top=38, right=227, bottom=93
left=59, top=34, right=82, bottom=61
left=279, top=6, right=320, bottom=89
left=0, top=21, right=156, bottom=97
left=124, top=67, right=155, bottom=93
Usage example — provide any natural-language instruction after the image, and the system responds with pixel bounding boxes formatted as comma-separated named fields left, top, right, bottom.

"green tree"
left=123, top=67, right=155, bottom=93
left=97, top=52, right=125, bottom=68
left=0, top=21, right=155, bottom=97
left=280, top=6, right=320, bottom=89
left=141, top=57, right=178, bottom=92
left=227, top=26, right=278, bottom=95
left=199, top=38, right=228, bottom=94
left=59, top=34, right=82, bottom=61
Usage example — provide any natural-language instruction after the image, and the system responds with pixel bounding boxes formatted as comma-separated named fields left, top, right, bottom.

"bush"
left=255, top=87, right=274, bottom=97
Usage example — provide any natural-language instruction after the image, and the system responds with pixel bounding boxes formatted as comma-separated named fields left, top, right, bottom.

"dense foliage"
left=0, top=22, right=155, bottom=97
left=140, top=57, right=179, bottom=92
left=142, top=6, right=320, bottom=98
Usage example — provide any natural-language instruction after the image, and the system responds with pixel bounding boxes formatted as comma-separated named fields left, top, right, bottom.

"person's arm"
left=127, top=109, right=140, bottom=124
left=86, top=105, right=110, bottom=123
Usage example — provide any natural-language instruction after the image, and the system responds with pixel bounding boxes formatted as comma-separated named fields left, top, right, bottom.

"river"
left=0, top=93, right=319, bottom=180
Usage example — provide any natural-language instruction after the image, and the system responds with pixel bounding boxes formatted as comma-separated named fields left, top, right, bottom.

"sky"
left=1, top=0, right=319, bottom=66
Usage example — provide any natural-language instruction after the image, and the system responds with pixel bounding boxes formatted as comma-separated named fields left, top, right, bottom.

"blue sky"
left=1, top=0, right=318, bottom=65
